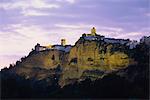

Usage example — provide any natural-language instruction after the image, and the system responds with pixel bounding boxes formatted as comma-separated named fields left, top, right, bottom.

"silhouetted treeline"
left=1, top=65, right=149, bottom=99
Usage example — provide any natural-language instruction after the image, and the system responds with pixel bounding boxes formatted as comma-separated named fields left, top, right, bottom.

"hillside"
left=1, top=34, right=149, bottom=99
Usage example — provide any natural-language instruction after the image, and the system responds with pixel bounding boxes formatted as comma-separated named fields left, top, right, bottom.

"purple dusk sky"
left=0, top=0, right=149, bottom=69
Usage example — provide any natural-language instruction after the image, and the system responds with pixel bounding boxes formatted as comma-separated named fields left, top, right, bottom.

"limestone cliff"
left=14, top=49, right=65, bottom=79
left=1, top=35, right=149, bottom=98
left=68, top=37, right=129, bottom=70
left=12, top=35, right=134, bottom=86
left=60, top=37, right=131, bottom=85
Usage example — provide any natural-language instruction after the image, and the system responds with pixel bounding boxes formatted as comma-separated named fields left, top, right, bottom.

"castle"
left=35, top=27, right=138, bottom=52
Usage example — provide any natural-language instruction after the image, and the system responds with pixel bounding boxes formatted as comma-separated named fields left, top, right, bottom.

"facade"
left=52, top=45, right=72, bottom=52
left=35, top=27, right=142, bottom=52
left=91, top=27, right=96, bottom=36
left=35, top=43, right=47, bottom=51
left=61, top=39, right=66, bottom=46
left=82, top=27, right=131, bottom=45
left=45, top=45, right=52, bottom=49
left=35, top=39, right=71, bottom=52
left=84, top=27, right=97, bottom=37
left=84, top=36, right=97, bottom=40
left=104, top=38, right=130, bottom=45
left=126, top=40, right=138, bottom=49
left=140, top=36, right=150, bottom=46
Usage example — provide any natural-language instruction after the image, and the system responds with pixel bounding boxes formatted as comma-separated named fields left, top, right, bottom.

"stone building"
left=35, top=43, right=47, bottom=51
left=91, top=27, right=96, bottom=36
left=35, top=39, right=72, bottom=52
left=61, top=39, right=66, bottom=46
left=140, top=36, right=150, bottom=46
left=83, top=27, right=97, bottom=37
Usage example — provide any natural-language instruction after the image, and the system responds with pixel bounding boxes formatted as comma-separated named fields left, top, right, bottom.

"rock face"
left=12, top=35, right=134, bottom=86
left=1, top=35, right=149, bottom=99
left=68, top=38, right=129, bottom=70
left=60, top=37, right=131, bottom=86
left=13, top=49, right=65, bottom=80
left=20, top=50, right=64, bottom=69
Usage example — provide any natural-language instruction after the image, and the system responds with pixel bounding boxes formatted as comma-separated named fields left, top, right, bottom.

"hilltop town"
left=34, top=27, right=146, bottom=53
left=1, top=27, right=149, bottom=98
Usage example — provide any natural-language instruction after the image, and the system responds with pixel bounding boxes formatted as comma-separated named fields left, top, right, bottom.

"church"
left=82, top=27, right=97, bottom=37
left=35, top=27, right=97, bottom=52
left=34, top=27, right=137, bottom=52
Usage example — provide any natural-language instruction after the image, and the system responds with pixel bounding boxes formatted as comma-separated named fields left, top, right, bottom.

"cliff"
left=1, top=35, right=149, bottom=99
left=8, top=35, right=136, bottom=86
left=60, top=36, right=132, bottom=85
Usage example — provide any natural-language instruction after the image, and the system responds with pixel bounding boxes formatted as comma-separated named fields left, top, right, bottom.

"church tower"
left=61, top=39, right=66, bottom=46
left=91, top=27, right=96, bottom=36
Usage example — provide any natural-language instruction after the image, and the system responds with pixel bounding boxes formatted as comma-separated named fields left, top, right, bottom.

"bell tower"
left=61, top=39, right=66, bottom=46
left=91, top=27, right=96, bottom=36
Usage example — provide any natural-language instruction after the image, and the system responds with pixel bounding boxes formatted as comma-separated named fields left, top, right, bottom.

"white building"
left=104, top=38, right=130, bottom=45
left=126, top=40, right=138, bottom=49
left=35, top=38, right=71, bottom=52
left=140, top=36, right=150, bottom=46
left=35, top=43, right=47, bottom=51
left=52, top=45, right=72, bottom=52
left=84, top=36, right=97, bottom=41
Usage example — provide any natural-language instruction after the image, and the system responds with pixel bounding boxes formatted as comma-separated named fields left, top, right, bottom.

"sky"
left=0, top=0, right=150, bottom=69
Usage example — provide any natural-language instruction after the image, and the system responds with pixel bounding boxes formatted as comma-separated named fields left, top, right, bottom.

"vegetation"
left=0, top=37, right=149, bottom=99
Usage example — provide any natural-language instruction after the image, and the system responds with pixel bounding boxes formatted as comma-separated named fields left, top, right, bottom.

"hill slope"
left=1, top=35, right=149, bottom=99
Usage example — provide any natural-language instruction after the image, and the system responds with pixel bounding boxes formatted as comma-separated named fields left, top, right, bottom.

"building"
left=91, top=27, right=96, bottom=36
left=52, top=45, right=72, bottom=52
left=35, top=43, right=47, bottom=51
left=140, top=36, right=150, bottom=46
left=61, top=39, right=66, bottom=46
left=35, top=39, right=72, bottom=52
left=53, top=39, right=72, bottom=52
left=83, top=27, right=97, bottom=37
left=35, top=27, right=142, bottom=52
left=45, top=45, right=52, bottom=49
left=126, top=40, right=138, bottom=49
left=104, top=38, right=130, bottom=45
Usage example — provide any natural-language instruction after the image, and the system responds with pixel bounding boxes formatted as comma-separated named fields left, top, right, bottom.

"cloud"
left=115, top=32, right=143, bottom=41
left=7, top=24, right=49, bottom=42
left=21, top=9, right=50, bottom=16
left=54, top=23, right=123, bottom=33
left=98, top=26, right=123, bottom=32
left=56, top=0, right=76, bottom=4
left=65, top=0, right=76, bottom=4
left=0, top=0, right=149, bottom=69
left=0, top=0, right=78, bottom=11
left=55, top=23, right=92, bottom=29
left=145, top=13, right=150, bottom=17
left=0, top=0, right=60, bottom=10
left=0, top=24, right=50, bottom=55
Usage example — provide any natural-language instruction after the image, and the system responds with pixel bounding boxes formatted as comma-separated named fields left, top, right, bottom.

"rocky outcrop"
left=10, top=35, right=136, bottom=86
left=1, top=35, right=149, bottom=99
left=19, top=50, right=64, bottom=69
left=60, top=37, right=132, bottom=86
left=68, top=38, right=129, bottom=70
